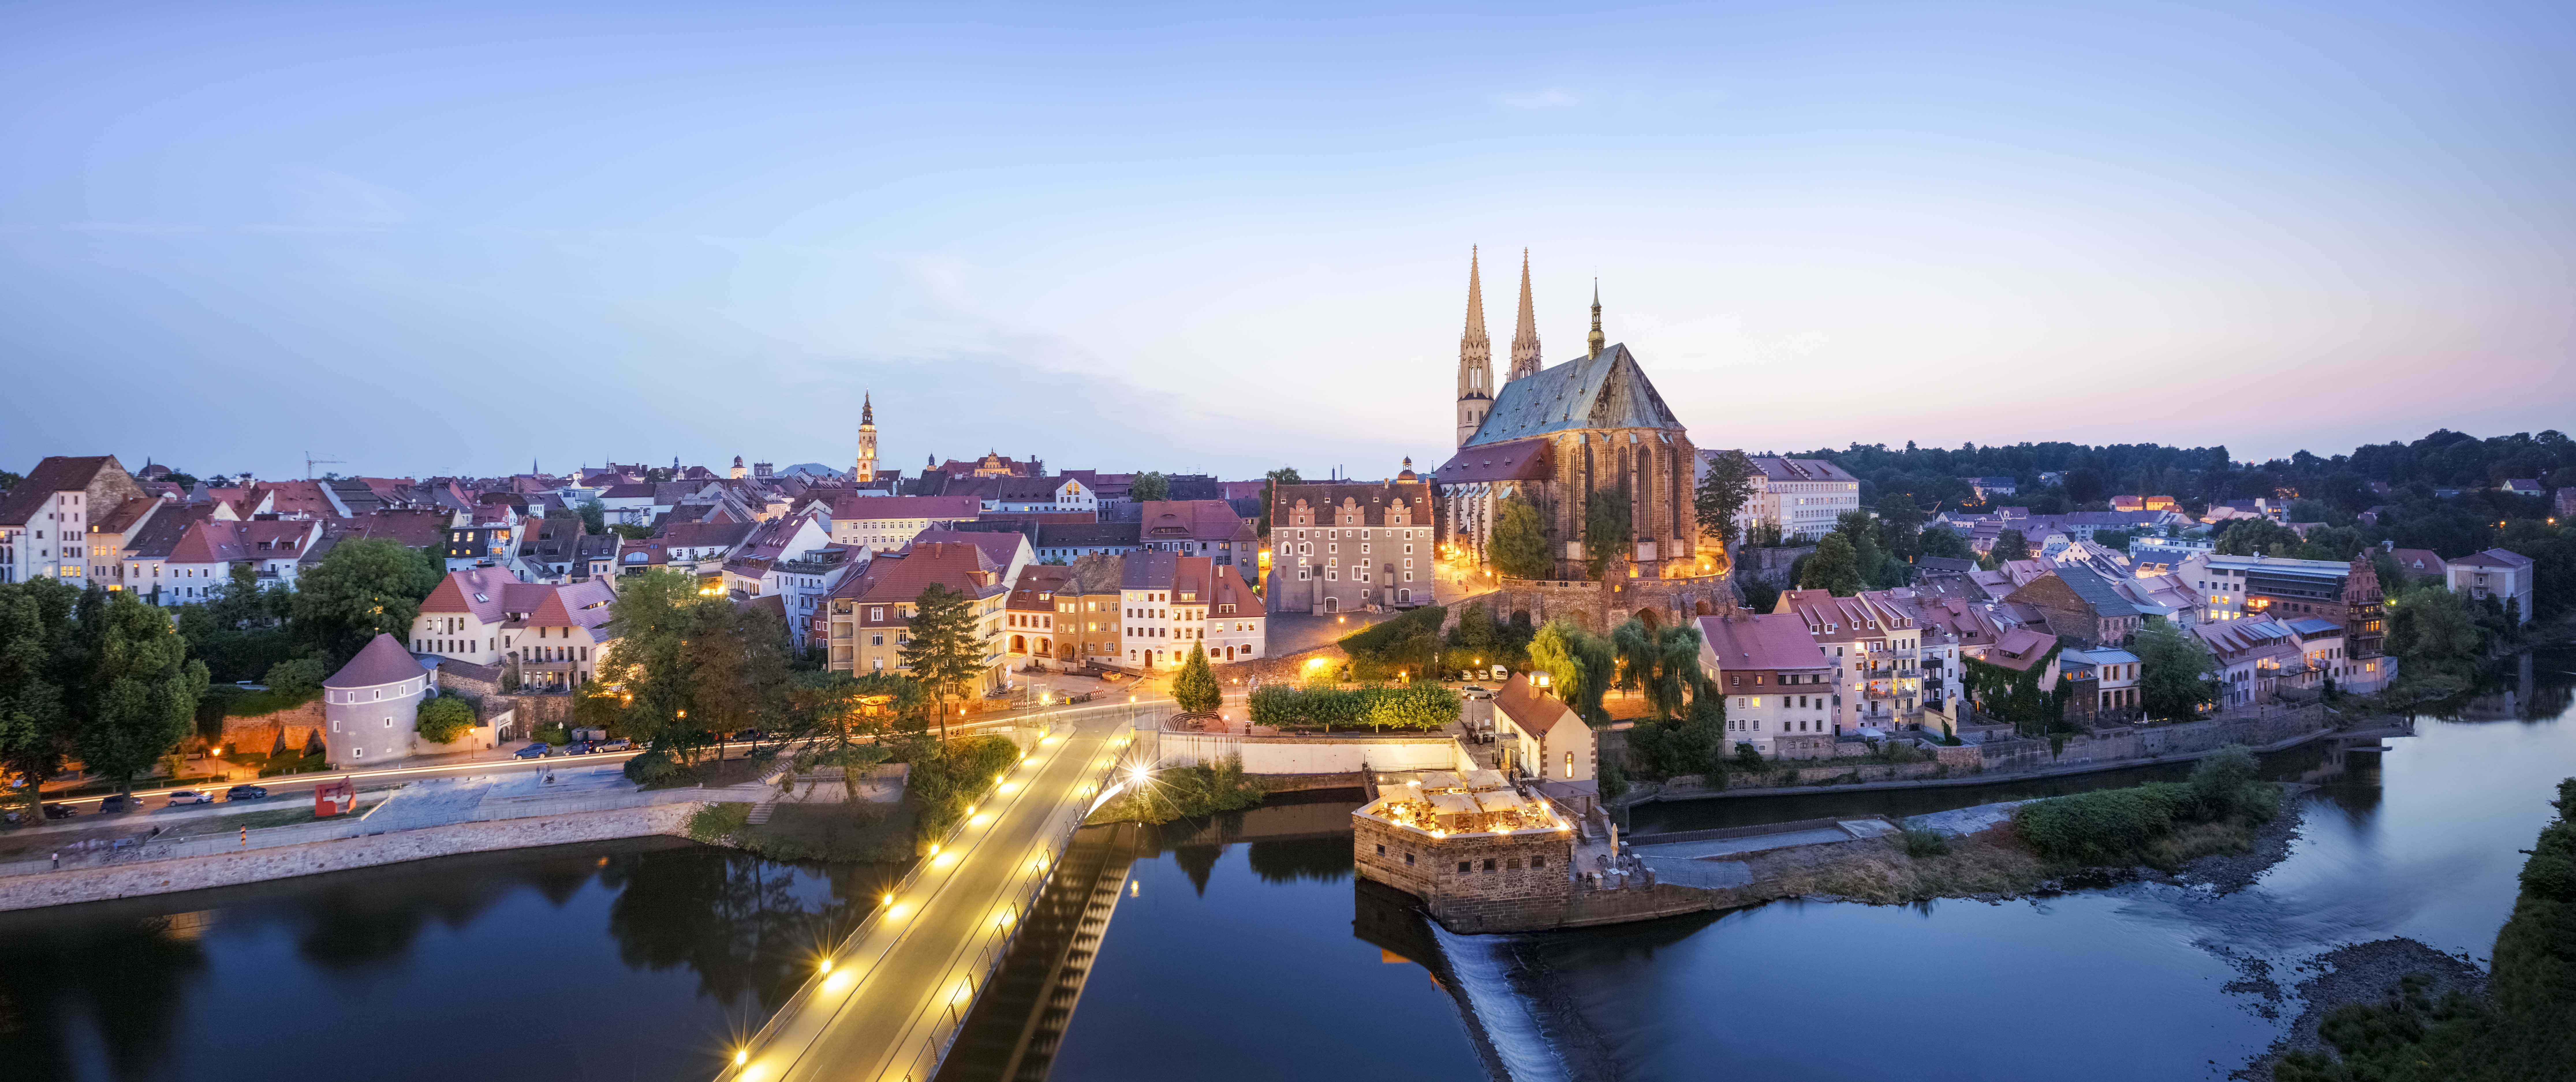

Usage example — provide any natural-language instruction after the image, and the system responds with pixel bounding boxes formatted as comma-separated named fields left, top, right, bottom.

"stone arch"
left=1010, top=634, right=1027, bottom=653
left=1634, top=608, right=1660, bottom=630
left=1694, top=599, right=1714, bottom=616
left=1324, top=595, right=1340, bottom=613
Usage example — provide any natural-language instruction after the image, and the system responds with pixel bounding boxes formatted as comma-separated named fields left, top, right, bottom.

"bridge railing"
left=717, top=709, right=1143, bottom=1082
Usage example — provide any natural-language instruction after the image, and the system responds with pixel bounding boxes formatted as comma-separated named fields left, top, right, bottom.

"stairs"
left=746, top=801, right=777, bottom=825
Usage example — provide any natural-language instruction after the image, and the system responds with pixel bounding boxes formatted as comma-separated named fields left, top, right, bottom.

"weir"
left=716, top=706, right=1147, bottom=1082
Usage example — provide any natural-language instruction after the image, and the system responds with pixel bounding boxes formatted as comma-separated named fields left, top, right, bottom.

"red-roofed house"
left=818, top=494, right=980, bottom=552
left=1696, top=613, right=1837, bottom=756
left=1, top=454, right=147, bottom=586
left=1138, top=500, right=1258, bottom=580
left=1491, top=672, right=1595, bottom=781
left=251, top=479, right=349, bottom=519
left=2447, top=548, right=2536, bottom=625
left=163, top=518, right=325, bottom=598
left=412, top=568, right=620, bottom=688
left=1004, top=563, right=1076, bottom=665
left=815, top=541, right=1009, bottom=689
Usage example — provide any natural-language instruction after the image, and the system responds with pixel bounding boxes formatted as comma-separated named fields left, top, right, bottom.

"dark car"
left=42, top=803, right=76, bottom=820
left=514, top=743, right=552, bottom=759
left=98, top=794, right=139, bottom=813
left=564, top=741, right=594, bottom=756
left=731, top=729, right=765, bottom=743
left=226, top=785, right=270, bottom=802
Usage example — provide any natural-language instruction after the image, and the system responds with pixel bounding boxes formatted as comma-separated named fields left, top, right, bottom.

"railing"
left=715, top=716, right=1137, bottom=1082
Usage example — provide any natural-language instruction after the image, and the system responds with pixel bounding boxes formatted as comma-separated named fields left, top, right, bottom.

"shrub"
left=1902, top=828, right=1952, bottom=858
left=2187, top=744, right=2268, bottom=820
left=686, top=802, right=751, bottom=843
left=263, top=657, right=328, bottom=699
left=624, top=748, right=685, bottom=784
left=415, top=697, right=474, bottom=744
left=1247, top=684, right=1456, bottom=731
left=2015, top=782, right=2192, bottom=866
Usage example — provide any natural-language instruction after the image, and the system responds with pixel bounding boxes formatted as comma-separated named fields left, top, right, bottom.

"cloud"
left=1492, top=86, right=1582, bottom=112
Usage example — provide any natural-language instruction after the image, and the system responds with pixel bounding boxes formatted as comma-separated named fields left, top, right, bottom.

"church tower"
left=854, top=392, right=879, bottom=482
left=1507, top=248, right=1542, bottom=381
left=1586, top=280, right=1605, bottom=358
left=1457, top=247, right=1493, bottom=447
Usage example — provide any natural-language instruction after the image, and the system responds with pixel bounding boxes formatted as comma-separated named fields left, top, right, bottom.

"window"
left=1457, top=861, right=1472, bottom=873
left=1482, top=859, right=1496, bottom=872
left=1404, top=852, right=1414, bottom=866
left=353, top=747, right=363, bottom=758
left=1532, top=856, right=1546, bottom=869
left=1375, top=844, right=1385, bottom=855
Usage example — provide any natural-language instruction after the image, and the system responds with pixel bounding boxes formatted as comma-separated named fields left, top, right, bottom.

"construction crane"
left=305, top=451, right=346, bottom=479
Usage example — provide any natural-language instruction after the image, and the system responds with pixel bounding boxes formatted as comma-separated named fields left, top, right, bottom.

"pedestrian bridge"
left=716, top=705, right=1147, bottom=1082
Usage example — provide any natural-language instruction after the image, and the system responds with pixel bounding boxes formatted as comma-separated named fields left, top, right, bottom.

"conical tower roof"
left=1508, top=248, right=1542, bottom=381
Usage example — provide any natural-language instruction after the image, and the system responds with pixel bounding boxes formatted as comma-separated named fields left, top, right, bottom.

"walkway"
left=721, top=705, right=1141, bottom=1082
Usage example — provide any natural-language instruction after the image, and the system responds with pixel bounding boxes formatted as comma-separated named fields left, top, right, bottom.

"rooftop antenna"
left=304, top=451, right=345, bottom=479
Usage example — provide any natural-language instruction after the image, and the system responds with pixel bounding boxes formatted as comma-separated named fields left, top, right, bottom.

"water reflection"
left=0, top=837, right=888, bottom=1082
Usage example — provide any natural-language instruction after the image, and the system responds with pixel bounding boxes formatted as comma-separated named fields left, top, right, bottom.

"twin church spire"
left=1456, top=247, right=1575, bottom=446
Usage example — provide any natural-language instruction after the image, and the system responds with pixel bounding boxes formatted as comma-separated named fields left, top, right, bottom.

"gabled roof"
left=1493, top=672, right=1579, bottom=737
left=2385, top=548, right=2447, bottom=577
left=1980, top=628, right=2057, bottom=672
left=910, top=528, right=1028, bottom=571
left=356, top=508, right=451, bottom=550
left=824, top=540, right=1008, bottom=609
left=1433, top=438, right=1554, bottom=483
left=0, top=455, right=124, bottom=526
left=1696, top=613, right=1834, bottom=672
left=252, top=479, right=344, bottom=518
left=1008, top=564, right=1077, bottom=611
left=505, top=578, right=616, bottom=633
left=2449, top=548, right=2533, bottom=570
left=825, top=494, right=982, bottom=522
left=324, top=632, right=426, bottom=689
left=1138, top=500, right=1250, bottom=543
left=1122, top=550, right=1178, bottom=590
left=1462, top=343, right=1686, bottom=446
left=121, top=503, right=218, bottom=559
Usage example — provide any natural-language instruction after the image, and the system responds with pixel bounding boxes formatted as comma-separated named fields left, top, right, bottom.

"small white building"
left=2447, top=548, right=2535, bottom=625
left=1493, top=672, right=1594, bottom=782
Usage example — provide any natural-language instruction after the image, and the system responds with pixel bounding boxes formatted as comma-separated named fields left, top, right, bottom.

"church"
left=1437, top=249, right=1709, bottom=584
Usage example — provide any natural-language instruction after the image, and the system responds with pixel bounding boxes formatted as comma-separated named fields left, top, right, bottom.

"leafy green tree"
left=1172, top=644, right=1221, bottom=712
left=1985, top=528, right=2030, bottom=568
left=2215, top=519, right=2307, bottom=557
left=69, top=590, right=210, bottom=798
left=0, top=582, right=73, bottom=813
left=1693, top=450, right=1757, bottom=551
left=1491, top=495, right=1554, bottom=580
left=292, top=538, right=442, bottom=664
left=899, top=583, right=987, bottom=733
left=0, top=470, right=20, bottom=490
left=415, top=696, right=475, bottom=744
left=1872, top=493, right=1925, bottom=561
left=2387, top=582, right=2488, bottom=673
left=684, top=599, right=798, bottom=743
left=262, top=657, right=326, bottom=699
left=1257, top=466, right=1302, bottom=535
left=1801, top=533, right=1863, bottom=595
left=599, top=571, right=709, bottom=759
left=1129, top=472, right=1171, bottom=502
left=1528, top=619, right=1615, bottom=724
left=608, top=522, right=653, bottom=541
left=1583, top=490, right=1632, bottom=580
left=1610, top=617, right=1705, bottom=721
left=1919, top=526, right=1973, bottom=561
left=2130, top=619, right=2220, bottom=721
left=576, top=498, right=607, bottom=534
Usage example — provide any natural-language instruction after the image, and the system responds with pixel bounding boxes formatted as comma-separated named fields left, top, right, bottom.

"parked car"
left=165, top=789, right=205, bottom=805
left=564, top=741, right=594, bottom=756
left=226, top=785, right=270, bottom=802
left=731, top=729, right=765, bottom=743
left=514, top=743, right=552, bottom=759
left=596, top=738, right=633, bottom=752
left=42, top=803, right=76, bottom=820
left=98, top=794, right=139, bottom=813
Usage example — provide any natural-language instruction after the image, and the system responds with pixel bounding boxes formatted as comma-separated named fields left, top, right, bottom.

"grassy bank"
left=2012, top=745, right=2277, bottom=870
left=2272, top=778, right=2576, bottom=1081
left=1086, top=756, right=1265, bottom=826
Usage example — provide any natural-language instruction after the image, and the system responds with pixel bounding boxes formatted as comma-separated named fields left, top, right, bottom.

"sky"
left=3, top=1, right=2571, bottom=482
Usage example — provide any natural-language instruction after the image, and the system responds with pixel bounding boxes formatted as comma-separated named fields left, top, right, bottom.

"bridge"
left=718, top=702, right=1151, bottom=1082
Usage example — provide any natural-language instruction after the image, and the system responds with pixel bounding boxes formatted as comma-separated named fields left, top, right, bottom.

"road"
left=724, top=704, right=1141, bottom=1082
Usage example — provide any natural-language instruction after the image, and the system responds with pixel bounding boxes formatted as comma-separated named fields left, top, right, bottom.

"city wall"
left=1460, top=574, right=1740, bottom=634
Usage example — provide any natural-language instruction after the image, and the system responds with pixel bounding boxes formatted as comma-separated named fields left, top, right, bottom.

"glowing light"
left=999, top=782, right=1020, bottom=794
left=1041, top=735, right=1060, bottom=745
left=928, top=843, right=941, bottom=856
left=735, top=1050, right=747, bottom=1066
left=970, top=813, right=993, bottom=826
left=882, top=893, right=894, bottom=905
left=820, top=958, right=833, bottom=973
left=823, top=969, right=854, bottom=993
left=933, top=851, right=958, bottom=868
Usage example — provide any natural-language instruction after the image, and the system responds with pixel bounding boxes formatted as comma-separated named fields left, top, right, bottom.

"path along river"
left=3, top=647, right=2569, bottom=1081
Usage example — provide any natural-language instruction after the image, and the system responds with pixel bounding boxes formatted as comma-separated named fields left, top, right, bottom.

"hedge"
left=1247, top=684, right=1458, bottom=731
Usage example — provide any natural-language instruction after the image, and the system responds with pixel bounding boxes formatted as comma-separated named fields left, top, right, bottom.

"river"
left=4, top=648, right=2568, bottom=1081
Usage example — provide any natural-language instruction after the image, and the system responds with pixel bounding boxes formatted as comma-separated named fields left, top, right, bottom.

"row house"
left=2176, top=553, right=2387, bottom=661
left=2059, top=648, right=2142, bottom=727
left=1737, top=455, right=1860, bottom=542
left=947, top=474, right=1097, bottom=513
left=160, top=518, right=326, bottom=600
left=120, top=505, right=219, bottom=604
left=81, top=491, right=175, bottom=593
left=2001, top=565, right=2142, bottom=647
left=250, top=479, right=349, bottom=519
left=616, top=520, right=755, bottom=587
left=412, top=568, right=620, bottom=690
left=0, top=455, right=148, bottom=585
left=1004, top=564, right=1076, bottom=665
left=1137, top=499, right=1258, bottom=580
left=445, top=506, right=523, bottom=573
left=1116, top=552, right=1267, bottom=670
left=1898, top=590, right=2006, bottom=728
left=719, top=512, right=850, bottom=646
left=1772, top=589, right=1908, bottom=734
left=2446, top=548, right=2536, bottom=625
left=1055, top=554, right=1129, bottom=666
left=2190, top=617, right=2303, bottom=710
left=910, top=528, right=1034, bottom=598
left=814, top=540, right=1010, bottom=690
left=1266, top=478, right=1436, bottom=614
left=818, top=494, right=981, bottom=553
left=2278, top=615, right=2389, bottom=696
left=1964, top=628, right=2063, bottom=717
left=1695, top=612, right=1839, bottom=757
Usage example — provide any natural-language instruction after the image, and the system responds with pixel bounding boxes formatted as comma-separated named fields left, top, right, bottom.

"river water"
left=5, top=649, right=2569, bottom=1081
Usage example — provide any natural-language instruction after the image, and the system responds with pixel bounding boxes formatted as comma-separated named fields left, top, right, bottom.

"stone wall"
left=1352, top=813, right=1573, bottom=916
left=1979, top=705, right=2323, bottom=773
left=1156, top=730, right=1467, bottom=775
left=216, top=700, right=326, bottom=755
left=0, top=802, right=698, bottom=913
left=1474, top=574, right=1740, bottom=634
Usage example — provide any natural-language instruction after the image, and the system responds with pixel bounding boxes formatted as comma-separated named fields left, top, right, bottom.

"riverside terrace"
left=1352, top=769, right=1593, bottom=928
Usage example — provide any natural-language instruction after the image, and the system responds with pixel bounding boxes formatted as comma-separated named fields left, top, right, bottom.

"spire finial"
left=862, top=391, right=874, bottom=426
left=1463, top=246, right=1487, bottom=338
left=1587, top=279, right=1604, bottom=359
left=1509, top=248, right=1542, bottom=381
left=1456, top=246, right=1495, bottom=447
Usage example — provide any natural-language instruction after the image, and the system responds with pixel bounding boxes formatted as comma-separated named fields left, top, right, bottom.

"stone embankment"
left=0, top=801, right=700, bottom=912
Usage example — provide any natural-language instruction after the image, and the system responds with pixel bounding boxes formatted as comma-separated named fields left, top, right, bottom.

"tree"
left=608, top=522, right=653, bottom=541
left=69, top=590, right=210, bottom=798
left=1583, top=490, right=1632, bottom=581
left=2215, top=519, right=2306, bottom=558
left=1172, top=644, right=1220, bottom=712
left=0, top=470, right=20, bottom=490
left=1986, top=528, right=2030, bottom=567
left=2063, top=467, right=2107, bottom=505
left=1130, top=472, right=1171, bottom=502
left=1872, top=493, right=1925, bottom=562
left=292, top=538, right=442, bottom=665
left=1693, top=450, right=1757, bottom=551
left=262, top=657, right=326, bottom=699
left=1258, top=467, right=1302, bottom=535
left=1801, top=533, right=1863, bottom=595
left=576, top=499, right=607, bottom=535
left=415, top=696, right=474, bottom=744
left=1919, top=525, right=1973, bottom=561
left=899, top=583, right=986, bottom=735
left=1491, top=495, right=1554, bottom=580
left=1527, top=619, right=1614, bottom=724
left=0, top=582, right=72, bottom=814
left=1611, top=617, right=1705, bottom=721
left=2130, top=619, right=2220, bottom=721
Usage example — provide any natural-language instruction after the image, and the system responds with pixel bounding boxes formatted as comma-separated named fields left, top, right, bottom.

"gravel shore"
left=2233, top=937, right=2489, bottom=1081
left=2165, top=784, right=2314, bottom=893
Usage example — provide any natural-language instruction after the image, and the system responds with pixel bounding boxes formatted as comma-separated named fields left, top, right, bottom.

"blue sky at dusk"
left=3, top=2, right=2570, bottom=480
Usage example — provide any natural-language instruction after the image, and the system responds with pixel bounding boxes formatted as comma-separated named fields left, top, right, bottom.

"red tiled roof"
left=911, top=528, right=1027, bottom=571
left=1696, top=613, right=1836, bottom=672
left=1980, top=628, right=2057, bottom=672
left=1493, top=672, right=1577, bottom=737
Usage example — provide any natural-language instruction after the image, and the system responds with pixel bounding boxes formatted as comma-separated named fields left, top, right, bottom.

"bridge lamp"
left=882, top=893, right=894, bottom=906
left=819, top=957, right=833, bottom=974
left=734, top=1050, right=747, bottom=1066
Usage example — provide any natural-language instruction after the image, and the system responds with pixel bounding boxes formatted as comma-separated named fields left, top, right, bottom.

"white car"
left=164, top=789, right=205, bottom=805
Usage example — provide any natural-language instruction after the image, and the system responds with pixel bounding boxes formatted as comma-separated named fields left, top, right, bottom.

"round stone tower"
left=322, top=632, right=431, bottom=767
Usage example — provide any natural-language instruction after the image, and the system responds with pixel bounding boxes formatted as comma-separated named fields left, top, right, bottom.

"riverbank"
left=0, top=801, right=701, bottom=912
left=2234, top=938, right=2489, bottom=1082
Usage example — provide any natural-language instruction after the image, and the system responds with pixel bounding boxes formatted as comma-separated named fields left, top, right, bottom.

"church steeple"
left=854, top=391, right=879, bottom=482
left=1508, top=248, right=1542, bottom=382
left=1456, top=247, right=1494, bottom=447
left=1586, top=279, right=1605, bottom=359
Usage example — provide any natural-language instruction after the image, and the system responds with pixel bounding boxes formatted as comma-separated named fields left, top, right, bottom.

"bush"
left=1091, top=755, right=1267, bottom=825
left=2015, top=782, right=2192, bottom=866
left=623, top=748, right=685, bottom=784
left=1902, top=828, right=1952, bottom=858
left=686, top=802, right=751, bottom=843
left=2187, top=744, right=2268, bottom=820
left=1247, top=683, right=1457, bottom=731
left=263, top=657, right=328, bottom=699
left=415, top=696, right=474, bottom=744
